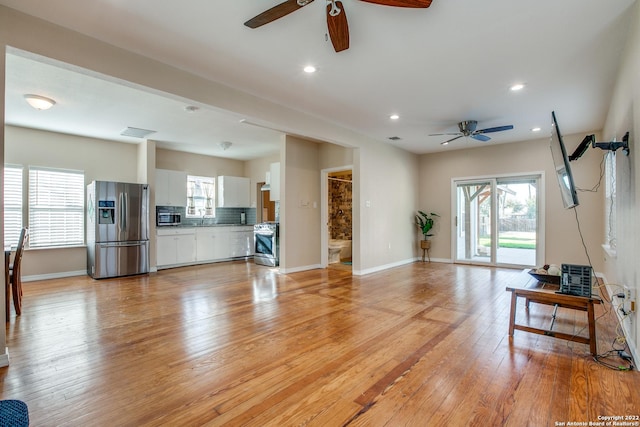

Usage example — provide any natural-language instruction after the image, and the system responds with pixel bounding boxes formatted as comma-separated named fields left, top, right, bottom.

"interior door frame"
left=451, top=172, right=545, bottom=268
left=321, top=165, right=353, bottom=268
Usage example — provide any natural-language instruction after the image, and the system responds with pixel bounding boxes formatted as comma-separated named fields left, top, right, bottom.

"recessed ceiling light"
left=303, top=65, right=316, bottom=73
left=531, top=127, right=541, bottom=132
left=510, top=83, right=525, bottom=91
left=389, top=114, right=400, bottom=120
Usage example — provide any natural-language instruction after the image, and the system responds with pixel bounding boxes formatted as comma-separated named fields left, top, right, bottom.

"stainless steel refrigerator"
left=87, top=181, right=150, bottom=279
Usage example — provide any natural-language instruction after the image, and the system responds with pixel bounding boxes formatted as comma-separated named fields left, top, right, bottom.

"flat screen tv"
left=550, top=111, right=579, bottom=209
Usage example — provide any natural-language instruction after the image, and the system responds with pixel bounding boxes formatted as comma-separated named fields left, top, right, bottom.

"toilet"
left=328, top=247, right=342, bottom=264
left=328, top=239, right=352, bottom=264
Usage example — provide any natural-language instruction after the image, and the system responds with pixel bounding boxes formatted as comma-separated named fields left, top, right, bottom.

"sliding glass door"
left=454, top=175, right=541, bottom=267
left=455, top=181, right=493, bottom=265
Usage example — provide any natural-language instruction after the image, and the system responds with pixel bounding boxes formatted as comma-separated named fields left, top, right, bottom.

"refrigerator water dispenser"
left=98, top=200, right=115, bottom=224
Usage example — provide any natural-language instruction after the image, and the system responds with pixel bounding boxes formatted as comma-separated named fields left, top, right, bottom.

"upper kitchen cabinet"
left=217, top=176, right=251, bottom=207
left=269, top=162, right=280, bottom=201
left=156, top=169, right=187, bottom=206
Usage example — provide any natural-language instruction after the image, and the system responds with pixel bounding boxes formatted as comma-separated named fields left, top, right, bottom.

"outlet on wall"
left=623, top=286, right=636, bottom=313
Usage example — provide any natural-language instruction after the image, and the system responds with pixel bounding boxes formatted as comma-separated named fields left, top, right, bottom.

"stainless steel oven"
left=254, top=222, right=279, bottom=267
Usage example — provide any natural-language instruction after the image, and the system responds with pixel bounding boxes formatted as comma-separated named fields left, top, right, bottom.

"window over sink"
left=187, top=175, right=215, bottom=218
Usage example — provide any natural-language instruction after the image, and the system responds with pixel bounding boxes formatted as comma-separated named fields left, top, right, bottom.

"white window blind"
left=29, top=167, right=85, bottom=248
left=4, top=165, right=24, bottom=247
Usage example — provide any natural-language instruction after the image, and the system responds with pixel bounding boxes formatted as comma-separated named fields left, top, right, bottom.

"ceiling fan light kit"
left=244, top=0, right=433, bottom=52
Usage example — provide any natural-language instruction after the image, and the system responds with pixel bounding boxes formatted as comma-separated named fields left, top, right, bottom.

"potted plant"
left=415, top=210, right=439, bottom=251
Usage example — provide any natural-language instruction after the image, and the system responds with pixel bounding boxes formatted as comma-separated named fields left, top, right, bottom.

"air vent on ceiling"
left=120, top=127, right=157, bottom=138
left=388, top=136, right=402, bottom=141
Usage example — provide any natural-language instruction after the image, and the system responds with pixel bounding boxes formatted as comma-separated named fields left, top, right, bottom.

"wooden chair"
left=7, top=228, right=28, bottom=320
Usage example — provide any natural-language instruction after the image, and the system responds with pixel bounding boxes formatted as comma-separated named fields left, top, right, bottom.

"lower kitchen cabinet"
left=157, top=228, right=196, bottom=267
left=195, top=228, right=228, bottom=262
left=157, top=226, right=255, bottom=268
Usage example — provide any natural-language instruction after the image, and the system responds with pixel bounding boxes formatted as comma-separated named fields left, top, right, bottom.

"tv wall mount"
left=569, top=131, right=630, bottom=161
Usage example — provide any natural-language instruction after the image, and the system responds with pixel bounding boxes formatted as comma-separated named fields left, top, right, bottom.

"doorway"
left=321, top=166, right=353, bottom=270
left=256, top=182, right=276, bottom=223
left=453, top=174, right=542, bottom=267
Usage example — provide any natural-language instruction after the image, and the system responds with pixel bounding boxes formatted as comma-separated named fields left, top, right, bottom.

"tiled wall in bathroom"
left=329, top=174, right=352, bottom=240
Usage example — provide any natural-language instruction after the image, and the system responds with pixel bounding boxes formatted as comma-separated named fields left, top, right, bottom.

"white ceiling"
left=1, top=0, right=637, bottom=160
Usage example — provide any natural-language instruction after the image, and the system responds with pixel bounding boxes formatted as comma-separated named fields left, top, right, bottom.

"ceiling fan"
left=430, top=120, right=514, bottom=145
left=244, top=0, right=433, bottom=53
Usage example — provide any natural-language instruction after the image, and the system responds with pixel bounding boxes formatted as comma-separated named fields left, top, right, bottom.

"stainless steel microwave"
left=157, top=211, right=181, bottom=226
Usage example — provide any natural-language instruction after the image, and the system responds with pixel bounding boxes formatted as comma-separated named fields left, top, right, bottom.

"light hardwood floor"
left=2, top=261, right=638, bottom=426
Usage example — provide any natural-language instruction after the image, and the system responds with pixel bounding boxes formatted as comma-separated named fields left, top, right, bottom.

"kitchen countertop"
left=158, top=223, right=254, bottom=228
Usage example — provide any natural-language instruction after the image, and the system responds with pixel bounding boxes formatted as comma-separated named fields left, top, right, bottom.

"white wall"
left=0, top=47, right=6, bottom=363
left=418, top=132, right=605, bottom=271
left=280, top=135, right=322, bottom=272
left=4, top=125, right=142, bottom=278
left=357, top=142, right=419, bottom=273
left=0, top=5, right=422, bottom=279
left=602, top=0, right=639, bottom=360
left=155, top=147, right=244, bottom=178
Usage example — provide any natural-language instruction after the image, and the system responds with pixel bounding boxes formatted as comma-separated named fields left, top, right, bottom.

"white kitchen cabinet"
left=156, top=228, right=196, bottom=267
left=269, top=163, right=280, bottom=201
left=228, top=226, right=254, bottom=258
left=217, top=176, right=250, bottom=207
left=195, top=228, right=229, bottom=262
left=155, top=169, right=187, bottom=206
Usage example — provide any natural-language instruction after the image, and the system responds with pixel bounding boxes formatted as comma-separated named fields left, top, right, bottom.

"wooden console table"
left=506, top=269, right=601, bottom=356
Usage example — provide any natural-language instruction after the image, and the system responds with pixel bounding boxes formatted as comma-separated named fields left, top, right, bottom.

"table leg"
left=587, top=301, right=597, bottom=356
left=508, top=291, right=517, bottom=336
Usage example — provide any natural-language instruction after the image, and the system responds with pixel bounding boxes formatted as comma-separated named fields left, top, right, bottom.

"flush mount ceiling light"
left=219, top=141, right=232, bottom=150
left=510, top=83, right=525, bottom=92
left=389, top=114, right=400, bottom=120
left=303, top=65, right=316, bottom=73
left=24, top=94, right=56, bottom=110
left=531, top=127, right=541, bottom=132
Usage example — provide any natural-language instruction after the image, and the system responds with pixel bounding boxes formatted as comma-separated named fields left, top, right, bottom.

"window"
left=186, top=175, right=215, bottom=217
left=28, top=167, right=85, bottom=248
left=4, top=164, right=24, bottom=247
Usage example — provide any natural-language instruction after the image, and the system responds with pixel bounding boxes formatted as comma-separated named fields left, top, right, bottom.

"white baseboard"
left=604, top=281, right=639, bottom=365
left=279, top=264, right=323, bottom=274
left=23, top=270, right=87, bottom=282
left=0, top=348, right=10, bottom=367
left=354, top=257, right=416, bottom=276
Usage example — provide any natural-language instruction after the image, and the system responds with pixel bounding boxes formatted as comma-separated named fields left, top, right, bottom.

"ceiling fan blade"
left=443, top=135, right=464, bottom=144
left=471, top=134, right=491, bottom=142
left=327, top=1, right=350, bottom=52
left=244, top=0, right=314, bottom=28
left=476, top=125, right=514, bottom=134
left=358, top=0, right=432, bottom=8
left=429, top=132, right=462, bottom=136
